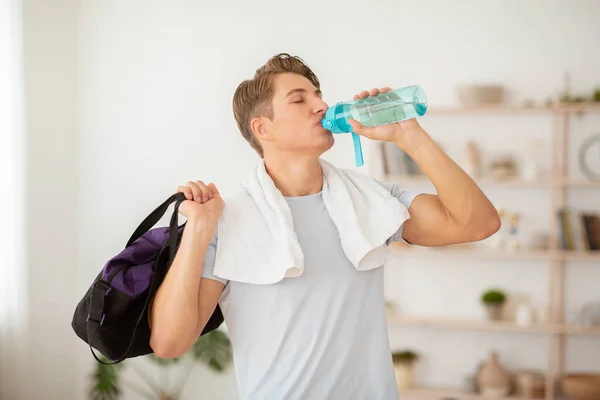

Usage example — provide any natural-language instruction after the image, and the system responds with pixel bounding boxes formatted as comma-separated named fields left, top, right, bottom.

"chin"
left=316, top=135, right=334, bottom=154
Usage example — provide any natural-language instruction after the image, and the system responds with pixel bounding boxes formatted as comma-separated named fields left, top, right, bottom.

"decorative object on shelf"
left=521, top=138, right=543, bottom=180
left=481, top=288, right=506, bottom=321
left=463, top=373, right=478, bottom=393
left=513, top=369, right=545, bottom=398
left=557, top=208, right=600, bottom=251
left=578, top=133, right=600, bottom=180
left=457, top=84, right=504, bottom=106
left=560, top=372, right=600, bottom=400
left=476, top=351, right=511, bottom=397
left=489, top=155, right=519, bottom=180
left=574, top=300, right=600, bottom=327
left=462, top=140, right=482, bottom=178
left=391, top=349, right=419, bottom=390
left=534, top=304, right=548, bottom=324
left=380, top=142, right=422, bottom=176
left=529, top=231, right=549, bottom=250
left=515, top=303, right=533, bottom=326
left=556, top=72, right=600, bottom=107
left=507, top=212, right=521, bottom=250
left=381, top=142, right=406, bottom=175
left=504, top=291, right=530, bottom=322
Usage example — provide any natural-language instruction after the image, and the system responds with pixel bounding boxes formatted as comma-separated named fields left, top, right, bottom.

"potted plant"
left=481, top=288, right=506, bottom=321
left=391, top=349, right=419, bottom=390
left=90, top=329, right=233, bottom=400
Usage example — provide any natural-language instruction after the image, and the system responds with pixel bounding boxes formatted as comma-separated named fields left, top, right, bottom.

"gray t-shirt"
left=202, top=181, right=419, bottom=400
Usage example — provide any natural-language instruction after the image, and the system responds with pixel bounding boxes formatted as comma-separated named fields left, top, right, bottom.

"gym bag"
left=71, top=192, right=224, bottom=365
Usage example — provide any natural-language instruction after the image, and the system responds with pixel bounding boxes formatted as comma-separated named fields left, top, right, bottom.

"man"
left=148, top=53, right=500, bottom=399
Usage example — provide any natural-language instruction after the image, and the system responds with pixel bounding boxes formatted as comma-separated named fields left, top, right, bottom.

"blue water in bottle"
left=321, top=85, right=427, bottom=167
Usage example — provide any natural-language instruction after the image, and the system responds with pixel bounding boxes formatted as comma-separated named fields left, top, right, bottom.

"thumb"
left=208, top=183, right=221, bottom=198
left=348, top=119, right=376, bottom=139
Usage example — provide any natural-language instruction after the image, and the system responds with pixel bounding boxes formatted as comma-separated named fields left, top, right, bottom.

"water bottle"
left=321, top=85, right=427, bottom=167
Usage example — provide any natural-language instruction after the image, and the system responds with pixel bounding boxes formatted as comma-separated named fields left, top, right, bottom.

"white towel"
left=213, top=158, right=411, bottom=284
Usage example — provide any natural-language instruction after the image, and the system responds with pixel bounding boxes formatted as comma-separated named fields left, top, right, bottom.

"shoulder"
left=374, top=179, right=403, bottom=197
left=345, top=169, right=422, bottom=210
left=335, top=166, right=406, bottom=197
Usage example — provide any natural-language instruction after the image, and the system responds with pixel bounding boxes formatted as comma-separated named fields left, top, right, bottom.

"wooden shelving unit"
left=381, top=103, right=600, bottom=400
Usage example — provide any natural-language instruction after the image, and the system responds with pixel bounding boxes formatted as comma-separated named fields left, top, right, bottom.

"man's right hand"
left=176, top=180, right=225, bottom=223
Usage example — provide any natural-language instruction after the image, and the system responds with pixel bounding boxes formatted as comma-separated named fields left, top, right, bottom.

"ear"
left=250, top=116, right=274, bottom=142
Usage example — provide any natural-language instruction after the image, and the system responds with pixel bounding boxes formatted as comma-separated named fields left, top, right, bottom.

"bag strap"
left=88, top=192, right=187, bottom=365
left=126, top=192, right=187, bottom=247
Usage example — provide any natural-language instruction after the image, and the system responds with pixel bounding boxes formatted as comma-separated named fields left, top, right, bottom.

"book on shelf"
left=557, top=208, right=600, bottom=251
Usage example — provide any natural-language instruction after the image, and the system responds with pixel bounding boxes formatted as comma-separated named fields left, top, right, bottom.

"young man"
left=148, top=53, right=500, bottom=399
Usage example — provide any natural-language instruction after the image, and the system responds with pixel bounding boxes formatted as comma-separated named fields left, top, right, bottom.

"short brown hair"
left=232, top=53, right=320, bottom=158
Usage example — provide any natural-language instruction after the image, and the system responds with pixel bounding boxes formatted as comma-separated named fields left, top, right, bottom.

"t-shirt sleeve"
left=201, top=229, right=229, bottom=285
left=376, top=180, right=422, bottom=244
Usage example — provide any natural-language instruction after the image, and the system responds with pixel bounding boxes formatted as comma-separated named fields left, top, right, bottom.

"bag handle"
left=89, top=192, right=187, bottom=365
left=126, top=192, right=187, bottom=248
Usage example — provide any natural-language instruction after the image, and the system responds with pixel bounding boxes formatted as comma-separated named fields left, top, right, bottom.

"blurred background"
left=1, top=0, right=599, bottom=399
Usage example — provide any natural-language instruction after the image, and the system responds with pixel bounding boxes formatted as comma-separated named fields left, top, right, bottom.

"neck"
left=263, top=155, right=323, bottom=197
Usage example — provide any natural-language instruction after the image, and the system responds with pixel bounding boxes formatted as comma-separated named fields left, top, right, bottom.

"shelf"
left=383, top=174, right=600, bottom=189
left=387, top=315, right=600, bottom=336
left=559, top=324, right=600, bottom=336
left=388, top=315, right=551, bottom=334
left=389, top=244, right=600, bottom=262
left=562, top=251, right=600, bottom=261
left=557, top=178, right=600, bottom=188
left=398, top=386, right=563, bottom=400
left=426, top=102, right=600, bottom=116
left=390, top=244, right=551, bottom=260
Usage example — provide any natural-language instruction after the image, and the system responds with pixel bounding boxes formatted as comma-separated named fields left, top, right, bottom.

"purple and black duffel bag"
left=71, top=192, right=224, bottom=365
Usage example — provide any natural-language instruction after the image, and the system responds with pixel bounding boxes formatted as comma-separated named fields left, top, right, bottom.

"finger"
left=354, top=90, right=369, bottom=100
left=208, top=183, right=221, bottom=198
left=369, top=88, right=380, bottom=96
left=177, top=185, right=193, bottom=200
left=381, top=87, right=392, bottom=93
left=195, top=180, right=212, bottom=203
left=186, top=181, right=202, bottom=202
left=348, top=119, right=376, bottom=139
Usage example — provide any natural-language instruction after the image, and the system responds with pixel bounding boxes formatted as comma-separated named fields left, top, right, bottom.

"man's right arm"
left=148, top=180, right=226, bottom=359
left=148, top=216, right=224, bottom=359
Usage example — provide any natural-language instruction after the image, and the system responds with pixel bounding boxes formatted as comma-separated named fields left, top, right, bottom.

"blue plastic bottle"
left=321, top=85, right=427, bottom=167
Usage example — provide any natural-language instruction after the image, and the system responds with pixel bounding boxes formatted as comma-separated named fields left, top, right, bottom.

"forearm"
left=398, top=127, right=498, bottom=229
left=149, top=215, right=215, bottom=354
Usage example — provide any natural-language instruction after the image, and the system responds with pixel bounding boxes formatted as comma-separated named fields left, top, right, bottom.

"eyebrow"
left=285, top=88, right=322, bottom=98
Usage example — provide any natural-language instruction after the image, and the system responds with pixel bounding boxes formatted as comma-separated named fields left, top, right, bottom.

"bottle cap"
left=321, top=106, right=344, bottom=133
left=321, top=118, right=335, bottom=130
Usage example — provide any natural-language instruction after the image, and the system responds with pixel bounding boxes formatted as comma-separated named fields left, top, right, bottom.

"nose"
left=314, top=98, right=328, bottom=117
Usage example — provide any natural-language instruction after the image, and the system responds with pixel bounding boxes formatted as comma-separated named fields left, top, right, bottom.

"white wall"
left=16, top=0, right=600, bottom=398
left=18, top=0, right=82, bottom=399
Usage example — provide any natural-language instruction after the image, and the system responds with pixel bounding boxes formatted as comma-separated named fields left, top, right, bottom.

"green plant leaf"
left=391, top=349, right=418, bottom=363
left=481, top=288, right=506, bottom=304
left=191, top=330, right=233, bottom=373
left=90, top=358, right=124, bottom=400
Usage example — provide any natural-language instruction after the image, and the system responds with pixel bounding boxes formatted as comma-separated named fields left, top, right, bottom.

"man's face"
left=255, top=72, right=333, bottom=158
